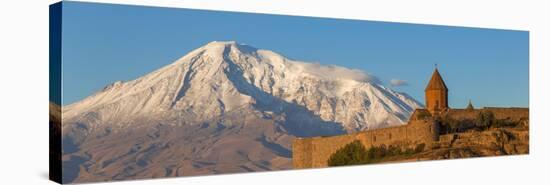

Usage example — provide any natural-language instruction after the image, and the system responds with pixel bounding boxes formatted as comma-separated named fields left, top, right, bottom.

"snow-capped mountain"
left=64, top=41, right=421, bottom=132
left=61, top=41, right=422, bottom=183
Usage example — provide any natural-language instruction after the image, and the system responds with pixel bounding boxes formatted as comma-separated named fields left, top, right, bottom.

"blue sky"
left=61, top=1, right=529, bottom=108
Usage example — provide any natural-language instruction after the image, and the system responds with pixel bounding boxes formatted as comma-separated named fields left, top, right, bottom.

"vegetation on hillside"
left=327, top=140, right=425, bottom=166
left=326, top=141, right=369, bottom=166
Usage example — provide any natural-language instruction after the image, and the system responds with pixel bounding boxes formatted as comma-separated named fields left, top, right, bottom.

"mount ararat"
left=61, top=41, right=422, bottom=182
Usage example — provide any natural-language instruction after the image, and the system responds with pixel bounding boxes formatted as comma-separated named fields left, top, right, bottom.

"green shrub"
left=475, top=111, right=495, bottom=129
left=403, top=148, right=415, bottom=155
left=387, top=145, right=402, bottom=156
left=373, top=144, right=387, bottom=158
left=327, top=140, right=369, bottom=166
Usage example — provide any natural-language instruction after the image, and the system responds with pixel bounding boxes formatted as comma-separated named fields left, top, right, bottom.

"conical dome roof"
left=466, top=100, right=474, bottom=110
left=425, top=68, right=448, bottom=91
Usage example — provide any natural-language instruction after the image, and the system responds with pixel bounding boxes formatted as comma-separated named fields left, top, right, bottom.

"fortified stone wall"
left=293, top=118, right=437, bottom=168
left=444, top=108, right=529, bottom=121
left=293, top=132, right=366, bottom=168
left=484, top=107, right=529, bottom=121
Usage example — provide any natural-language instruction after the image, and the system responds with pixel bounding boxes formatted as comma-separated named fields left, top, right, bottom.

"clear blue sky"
left=61, top=1, right=529, bottom=108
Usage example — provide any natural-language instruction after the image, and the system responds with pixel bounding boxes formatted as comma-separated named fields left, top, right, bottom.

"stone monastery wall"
left=292, top=108, right=528, bottom=169
left=292, top=117, right=437, bottom=168
left=445, top=108, right=528, bottom=121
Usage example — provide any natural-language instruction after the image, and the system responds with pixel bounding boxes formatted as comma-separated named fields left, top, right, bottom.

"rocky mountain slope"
left=61, top=41, right=422, bottom=183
